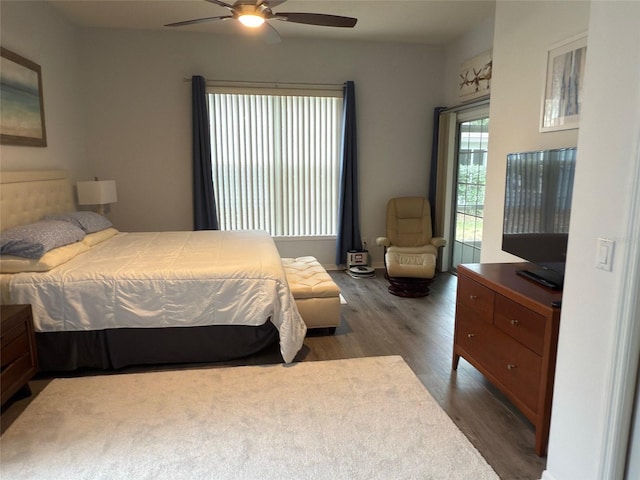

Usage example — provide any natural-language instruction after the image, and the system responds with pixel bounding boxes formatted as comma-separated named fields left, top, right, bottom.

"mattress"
left=5, top=230, right=307, bottom=363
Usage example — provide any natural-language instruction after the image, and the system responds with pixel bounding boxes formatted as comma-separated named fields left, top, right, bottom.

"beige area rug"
left=1, top=356, right=498, bottom=480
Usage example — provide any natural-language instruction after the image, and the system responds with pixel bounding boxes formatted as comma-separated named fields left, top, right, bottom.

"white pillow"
left=83, top=227, right=119, bottom=247
left=1, top=241, right=89, bottom=273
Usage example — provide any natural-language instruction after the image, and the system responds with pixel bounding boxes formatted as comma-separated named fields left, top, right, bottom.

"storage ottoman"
left=281, top=256, right=341, bottom=330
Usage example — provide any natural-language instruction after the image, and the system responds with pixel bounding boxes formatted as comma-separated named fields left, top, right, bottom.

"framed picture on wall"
left=540, top=33, right=587, bottom=132
left=0, top=47, right=47, bottom=146
left=459, top=50, right=492, bottom=102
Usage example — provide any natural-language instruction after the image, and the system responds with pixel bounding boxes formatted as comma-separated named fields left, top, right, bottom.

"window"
left=207, top=89, right=343, bottom=237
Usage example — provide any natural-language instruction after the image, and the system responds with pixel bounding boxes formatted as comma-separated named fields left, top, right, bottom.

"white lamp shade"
left=77, top=180, right=117, bottom=205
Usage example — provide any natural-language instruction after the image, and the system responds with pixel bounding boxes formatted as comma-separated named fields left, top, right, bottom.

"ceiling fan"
left=165, top=0, right=357, bottom=42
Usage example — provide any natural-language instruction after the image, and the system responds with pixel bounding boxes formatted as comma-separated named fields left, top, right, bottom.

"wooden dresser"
left=1, top=304, right=39, bottom=406
left=452, top=263, right=562, bottom=456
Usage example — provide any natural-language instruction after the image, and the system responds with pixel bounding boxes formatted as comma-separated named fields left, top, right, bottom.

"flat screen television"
left=502, top=147, right=577, bottom=290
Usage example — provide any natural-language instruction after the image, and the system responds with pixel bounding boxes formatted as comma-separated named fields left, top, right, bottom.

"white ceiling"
left=47, top=0, right=496, bottom=45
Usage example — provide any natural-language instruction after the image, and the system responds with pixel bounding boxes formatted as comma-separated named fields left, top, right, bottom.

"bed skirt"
left=35, top=322, right=279, bottom=371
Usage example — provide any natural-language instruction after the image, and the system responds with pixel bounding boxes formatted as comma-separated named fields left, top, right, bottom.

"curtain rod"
left=441, top=97, right=490, bottom=114
left=183, top=77, right=344, bottom=91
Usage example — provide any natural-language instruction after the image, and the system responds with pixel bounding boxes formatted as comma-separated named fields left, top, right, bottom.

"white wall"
left=627, top=365, right=640, bottom=479
left=482, top=0, right=590, bottom=265
left=0, top=1, right=88, bottom=181
left=442, top=15, right=495, bottom=107
left=544, top=2, right=640, bottom=479
left=75, top=28, right=444, bottom=267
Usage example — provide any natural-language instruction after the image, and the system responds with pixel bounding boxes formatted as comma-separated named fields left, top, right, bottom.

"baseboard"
left=540, top=470, right=557, bottom=480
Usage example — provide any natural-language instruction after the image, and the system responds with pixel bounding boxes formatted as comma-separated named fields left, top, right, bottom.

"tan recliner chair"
left=376, top=197, right=446, bottom=297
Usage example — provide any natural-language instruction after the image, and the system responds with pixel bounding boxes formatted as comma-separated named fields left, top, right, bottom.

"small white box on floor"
left=347, top=250, right=368, bottom=267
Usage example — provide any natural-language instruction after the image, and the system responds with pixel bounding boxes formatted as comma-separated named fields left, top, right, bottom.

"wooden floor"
left=1, top=269, right=546, bottom=479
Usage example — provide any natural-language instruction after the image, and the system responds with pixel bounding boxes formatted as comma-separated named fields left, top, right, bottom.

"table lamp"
left=77, top=179, right=117, bottom=215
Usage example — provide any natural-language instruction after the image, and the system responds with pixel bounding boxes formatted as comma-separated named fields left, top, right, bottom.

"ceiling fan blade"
left=273, top=12, right=357, bottom=28
left=261, top=21, right=282, bottom=44
left=164, top=15, right=233, bottom=27
left=258, top=0, right=288, bottom=7
left=204, top=0, right=235, bottom=9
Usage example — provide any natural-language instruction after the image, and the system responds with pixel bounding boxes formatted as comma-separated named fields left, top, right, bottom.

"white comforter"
left=8, top=230, right=307, bottom=363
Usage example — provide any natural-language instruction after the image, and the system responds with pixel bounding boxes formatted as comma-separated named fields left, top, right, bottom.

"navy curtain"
left=428, top=106, right=446, bottom=232
left=192, top=75, right=219, bottom=230
left=335, top=81, right=362, bottom=266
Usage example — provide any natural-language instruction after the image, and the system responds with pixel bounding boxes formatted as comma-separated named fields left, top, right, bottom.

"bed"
left=0, top=170, right=307, bottom=370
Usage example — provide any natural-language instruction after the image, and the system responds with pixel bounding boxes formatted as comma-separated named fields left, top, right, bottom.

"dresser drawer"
left=494, top=295, right=545, bottom=355
left=457, top=275, right=494, bottom=325
left=455, top=305, right=497, bottom=368
left=457, top=306, right=542, bottom=415
left=491, top=328, right=542, bottom=415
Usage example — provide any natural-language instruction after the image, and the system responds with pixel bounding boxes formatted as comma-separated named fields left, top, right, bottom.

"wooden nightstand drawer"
left=1, top=304, right=38, bottom=406
left=1, top=306, right=31, bottom=342
left=1, top=326, right=30, bottom=368
left=494, top=295, right=545, bottom=355
left=457, top=275, right=494, bottom=324
left=0, top=353, right=36, bottom=396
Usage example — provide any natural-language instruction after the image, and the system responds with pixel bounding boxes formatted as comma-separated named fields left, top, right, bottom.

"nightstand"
left=1, top=304, right=39, bottom=406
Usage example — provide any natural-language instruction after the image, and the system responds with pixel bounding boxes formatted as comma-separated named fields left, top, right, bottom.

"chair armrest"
left=376, top=237, right=390, bottom=248
left=431, top=237, right=446, bottom=248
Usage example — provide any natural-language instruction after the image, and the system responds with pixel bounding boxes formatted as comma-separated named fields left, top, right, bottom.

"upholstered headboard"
left=0, top=170, right=75, bottom=231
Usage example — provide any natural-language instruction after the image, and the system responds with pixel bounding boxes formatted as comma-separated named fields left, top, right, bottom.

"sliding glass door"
left=451, top=114, right=489, bottom=270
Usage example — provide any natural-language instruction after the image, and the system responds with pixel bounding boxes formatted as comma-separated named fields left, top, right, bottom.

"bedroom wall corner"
left=0, top=1, right=89, bottom=180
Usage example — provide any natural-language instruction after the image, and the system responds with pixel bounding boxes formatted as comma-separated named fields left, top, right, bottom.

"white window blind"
left=208, top=91, right=343, bottom=236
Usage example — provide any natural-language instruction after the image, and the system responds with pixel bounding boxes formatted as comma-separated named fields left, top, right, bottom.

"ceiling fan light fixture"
left=165, top=1, right=358, bottom=34
left=238, top=14, right=265, bottom=28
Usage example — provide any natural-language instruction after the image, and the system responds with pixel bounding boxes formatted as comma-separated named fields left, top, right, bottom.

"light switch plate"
left=596, top=238, right=615, bottom=272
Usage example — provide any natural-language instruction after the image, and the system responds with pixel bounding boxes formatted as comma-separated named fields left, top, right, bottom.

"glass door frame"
left=450, top=108, right=490, bottom=272
left=431, top=100, right=489, bottom=275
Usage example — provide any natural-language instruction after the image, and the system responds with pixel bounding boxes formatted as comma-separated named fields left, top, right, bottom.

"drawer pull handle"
left=507, top=364, right=517, bottom=370
left=469, top=295, right=477, bottom=300
left=467, top=333, right=476, bottom=339
left=510, top=319, right=519, bottom=326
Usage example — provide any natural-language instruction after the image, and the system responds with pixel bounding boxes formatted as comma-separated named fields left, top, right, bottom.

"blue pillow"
left=0, top=220, right=86, bottom=259
left=44, top=211, right=113, bottom=234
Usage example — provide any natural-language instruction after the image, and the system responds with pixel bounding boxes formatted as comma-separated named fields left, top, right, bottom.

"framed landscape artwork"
left=0, top=47, right=47, bottom=146
left=540, top=33, right=587, bottom=132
